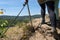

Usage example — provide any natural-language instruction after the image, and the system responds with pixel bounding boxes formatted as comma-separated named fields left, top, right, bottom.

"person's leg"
left=46, top=2, right=59, bottom=40
left=38, top=3, right=46, bottom=24
left=46, top=1, right=56, bottom=30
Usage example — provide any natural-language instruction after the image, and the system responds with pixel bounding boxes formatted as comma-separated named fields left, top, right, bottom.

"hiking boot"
left=46, top=27, right=57, bottom=37
left=52, top=28, right=59, bottom=40
left=41, top=19, right=48, bottom=24
left=41, top=21, right=47, bottom=24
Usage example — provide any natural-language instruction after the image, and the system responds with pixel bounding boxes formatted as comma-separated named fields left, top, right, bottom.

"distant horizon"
left=0, top=14, right=41, bottom=16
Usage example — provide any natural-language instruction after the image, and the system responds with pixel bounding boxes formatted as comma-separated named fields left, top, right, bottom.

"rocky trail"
left=29, top=16, right=60, bottom=40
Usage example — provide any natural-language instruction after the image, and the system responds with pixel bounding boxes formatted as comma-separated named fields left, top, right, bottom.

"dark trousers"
left=39, top=1, right=56, bottom=28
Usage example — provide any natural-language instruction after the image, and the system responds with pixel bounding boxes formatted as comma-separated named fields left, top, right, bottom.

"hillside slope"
left=0, top=15, right=60, bottom=40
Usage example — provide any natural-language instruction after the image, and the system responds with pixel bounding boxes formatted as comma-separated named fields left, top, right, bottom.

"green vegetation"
left=0, top=15, right=39, bottom=38
left=0, top=20, right=8, bottom=34
left=0, top=18, right=29, bottom=37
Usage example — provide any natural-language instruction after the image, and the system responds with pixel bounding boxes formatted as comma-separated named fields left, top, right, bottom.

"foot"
left=41, top=21, right=47, bottom=24
left=46, top=27, right=57, bottom=37
left=47, top=27, right=57, bottom=34
left=52, top=28, right=59, bottom=40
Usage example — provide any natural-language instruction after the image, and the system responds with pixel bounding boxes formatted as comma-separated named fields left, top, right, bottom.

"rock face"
left=29, top=15, right=60, bottom=40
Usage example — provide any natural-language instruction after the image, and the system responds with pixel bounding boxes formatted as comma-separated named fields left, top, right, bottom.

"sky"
left=0, top=0, right=60, bottom=16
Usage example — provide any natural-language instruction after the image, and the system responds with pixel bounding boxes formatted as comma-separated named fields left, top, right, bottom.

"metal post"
left=27, top=3, right=33, bottom=27
left=0, top=5, right=26, bottom=38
